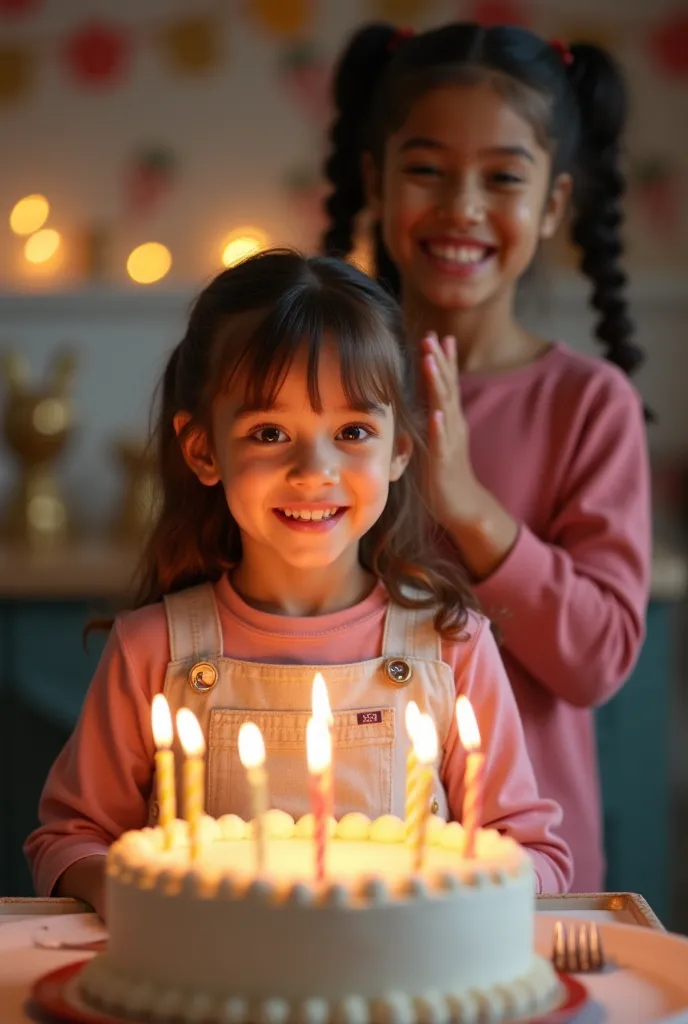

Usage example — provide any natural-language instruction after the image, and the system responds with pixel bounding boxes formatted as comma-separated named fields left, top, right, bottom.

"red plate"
left=31, top=960, right=589, bottom=1024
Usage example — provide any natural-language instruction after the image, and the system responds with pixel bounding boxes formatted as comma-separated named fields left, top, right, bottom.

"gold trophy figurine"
left=1, top=349, right=76, bottom=545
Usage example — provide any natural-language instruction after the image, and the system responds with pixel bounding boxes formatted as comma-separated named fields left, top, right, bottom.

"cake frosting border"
left=105, top=810, right=530, bottom=905
left=79, top=953, right=561, bottom=1024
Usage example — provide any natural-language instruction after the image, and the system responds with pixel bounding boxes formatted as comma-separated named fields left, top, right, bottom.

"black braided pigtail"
left=567, top=43, right=646, bottom=383
left=322, top=24, right=397, bottom=260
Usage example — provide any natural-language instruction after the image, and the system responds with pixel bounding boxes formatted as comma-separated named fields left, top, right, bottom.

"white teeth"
left=280, top=508, right=339, bottom=521
left=427, top=244, right=487, bottom=264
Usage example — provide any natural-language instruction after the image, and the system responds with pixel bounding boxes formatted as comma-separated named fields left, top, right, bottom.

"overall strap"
left=381, top=592, right=442, bottom=662
left=163, top=582, right=224, bottom=663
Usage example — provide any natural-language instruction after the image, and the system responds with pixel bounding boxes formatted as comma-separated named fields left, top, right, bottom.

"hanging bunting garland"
left=125, top=145, right=177, bottom=217
left=0, top=46, right=33, bottom=102
left=160, top=15, right=221, bottom=76
left=631, top=157, right=682, bottom=237
left=0, top=0, right=40, bottom=15
left=470, top=0, right=532, bottom=28
left=284, top=165, right=328, bottom=244
left=371, top=0, right=431, bottom=20
left=279, top=42, right=330, bottom=124
left=63, top=20, right=130, bottom=88
left=647, top=11, right=688, bottom=78
left=247, top=0, right=315, bottom=40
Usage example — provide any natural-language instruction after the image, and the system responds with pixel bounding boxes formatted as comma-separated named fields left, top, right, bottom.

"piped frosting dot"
left=369, top=815, right=405, bottom=844
left=335, top=813, right=371, bottom=841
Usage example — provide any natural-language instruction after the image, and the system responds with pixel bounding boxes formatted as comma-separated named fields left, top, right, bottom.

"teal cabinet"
left=0, top=598, right=677, bottom=918
left=596, top=602, right=672, bottom=923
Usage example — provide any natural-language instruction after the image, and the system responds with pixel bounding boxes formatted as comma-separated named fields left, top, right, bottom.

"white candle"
left=238, top=722, right=269, bottom=874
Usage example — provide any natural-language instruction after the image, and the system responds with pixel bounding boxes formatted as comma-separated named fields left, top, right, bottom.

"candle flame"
left=306, top=716, right=332, bottom=774
left=238, top=722, right=266, bottom=769
left=176, top=708, right=205, bottom=757
left=413, top=713, right=438, bottom=764
left=312, top=672, right=333, bottom=725
left=152, top=694, right=173, bottom=749
left=405, top=700, right=421, bottom=741
left=456, top=696, right=481, bottom=752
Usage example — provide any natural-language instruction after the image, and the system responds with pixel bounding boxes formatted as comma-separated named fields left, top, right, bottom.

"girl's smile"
left=371, top=81, right=565, bottom=314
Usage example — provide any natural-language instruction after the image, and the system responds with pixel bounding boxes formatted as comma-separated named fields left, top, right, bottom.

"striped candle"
left=176, top=708, right=206, bottom=862
left=407, top=714, right=438, bottom=872
left=456, top=696, right=484, bottom=859
left=151, top=694, right=177, bottom=848
left=404, top=701, right=421, bottom=838
left=307, top=716, right=331, bottom=885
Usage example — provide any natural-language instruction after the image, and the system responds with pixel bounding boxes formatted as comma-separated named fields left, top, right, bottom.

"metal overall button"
left=430, top=797, right=440, bottom=815
left=188, top=661, right=218, bottom=693
left=149, top=800, right=160, bottom=822
left=384, top=657, right=413, bottom=686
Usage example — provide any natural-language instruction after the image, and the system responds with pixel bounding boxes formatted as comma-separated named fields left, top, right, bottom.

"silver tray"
left=537, top=891, right=664, bottom=930
left=2, top=893, right=664, bottom=930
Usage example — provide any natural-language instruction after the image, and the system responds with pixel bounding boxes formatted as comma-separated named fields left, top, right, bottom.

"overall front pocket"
left=206, top=706, right=395, bottom=821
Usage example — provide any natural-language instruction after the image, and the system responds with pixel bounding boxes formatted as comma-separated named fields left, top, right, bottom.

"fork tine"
left=552, top=920, right=566, bottom=972
left=589, top=922, right=604, bottom=970
left=577, top=924, right=591, bottom=972
left=567, top=921, right=579, bottom=972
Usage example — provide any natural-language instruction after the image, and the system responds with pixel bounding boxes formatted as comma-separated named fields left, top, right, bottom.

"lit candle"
left=312, top=672, right=334, bottom=818
left=238, top=722, right=269, bottom=874
left=176, top=708, right=206, bottom=861
left=456, top=696, right=485, bottom=859
left=306, top=715, right=332, bottom=884
left=407, top=713, right=438, bottom=872
left=151, top=694, right=177, bottom=847
left=404, top=700, right=421, bottom=835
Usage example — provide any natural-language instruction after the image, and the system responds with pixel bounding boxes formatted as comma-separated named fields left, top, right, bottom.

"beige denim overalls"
left=153, top=582, right=458, bottom=823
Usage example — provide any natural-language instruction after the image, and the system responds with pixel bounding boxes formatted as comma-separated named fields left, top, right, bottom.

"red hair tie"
left=550, top=39, right=574, bottom=66
left=387, top=27, right=415, bottom=54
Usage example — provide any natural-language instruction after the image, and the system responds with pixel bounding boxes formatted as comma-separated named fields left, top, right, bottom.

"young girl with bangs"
left=322, top=22, right=652, bottom=891
left=25, top=250, right=571, bottom=918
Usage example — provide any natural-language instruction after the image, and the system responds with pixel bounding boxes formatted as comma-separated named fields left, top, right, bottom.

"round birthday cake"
left=79, top=810, right=560, bottom=1024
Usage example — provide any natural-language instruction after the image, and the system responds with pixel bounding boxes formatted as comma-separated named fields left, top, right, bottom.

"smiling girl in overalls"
left=25, top=251, right=572, bottom=918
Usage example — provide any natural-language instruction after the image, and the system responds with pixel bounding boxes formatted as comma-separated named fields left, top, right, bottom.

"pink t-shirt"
left=25, top=579, right=572, bottom=896
left=460, top=342, right=651, bottom=891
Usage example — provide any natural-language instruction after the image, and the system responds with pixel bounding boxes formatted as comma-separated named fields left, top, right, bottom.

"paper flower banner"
left=0, top=0, right=39, bottom=14
left=648, top=11, right=688, bottom=79
left=0, top=46, right=33, bottom=102
left=279, top=42, right=331, bottom=125
left=62, top=20, right=130, bottom=87
left=125, top=146, right=178, bottom=217
left=470, top=0, right=531, bottom=28
left=246, top=0, right=315, bottom=39
left=160, top=15, right=221, bottom=75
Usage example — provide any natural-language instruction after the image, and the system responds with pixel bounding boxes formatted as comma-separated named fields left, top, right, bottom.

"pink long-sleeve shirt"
left=25, top=578, right=572, bottom=897
left=460, top=342, right=651, bottom=891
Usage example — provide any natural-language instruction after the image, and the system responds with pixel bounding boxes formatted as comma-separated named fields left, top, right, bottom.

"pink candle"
left=456, top=696, right=485, bottom=859
left=306, top=716, right=331, bottom=884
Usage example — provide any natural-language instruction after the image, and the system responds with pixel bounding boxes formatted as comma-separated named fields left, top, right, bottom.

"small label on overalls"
left=357, top=710, right=383, bottom=725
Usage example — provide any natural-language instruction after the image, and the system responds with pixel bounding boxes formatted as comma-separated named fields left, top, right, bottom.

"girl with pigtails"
left=322, top=23, right=651, bottom=891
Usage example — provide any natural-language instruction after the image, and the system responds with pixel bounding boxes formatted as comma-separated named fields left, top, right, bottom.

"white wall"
left=1, top=0, right=686, bottom=529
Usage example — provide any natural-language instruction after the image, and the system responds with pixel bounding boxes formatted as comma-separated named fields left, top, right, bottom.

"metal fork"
left=551, top=920, right=605, bottom=973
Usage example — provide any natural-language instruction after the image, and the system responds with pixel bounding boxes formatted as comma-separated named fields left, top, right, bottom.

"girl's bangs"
left=211, top=291, right=407, bottom=415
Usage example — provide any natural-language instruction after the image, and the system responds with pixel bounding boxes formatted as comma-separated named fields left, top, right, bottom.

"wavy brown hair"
left=134, top=249, right=477, bottom=640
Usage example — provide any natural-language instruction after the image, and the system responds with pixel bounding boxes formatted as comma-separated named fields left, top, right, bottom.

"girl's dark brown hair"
left=134, top=248, right=477, bottom=640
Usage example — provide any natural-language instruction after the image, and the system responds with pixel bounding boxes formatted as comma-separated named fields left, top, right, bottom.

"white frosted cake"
left=79, top=811, right=560, bottom=1023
